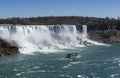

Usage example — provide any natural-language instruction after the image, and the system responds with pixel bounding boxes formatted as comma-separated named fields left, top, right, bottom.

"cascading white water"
left=0, top=25, right=106, bottom=54
left=82, top=25, right=87, bottom=38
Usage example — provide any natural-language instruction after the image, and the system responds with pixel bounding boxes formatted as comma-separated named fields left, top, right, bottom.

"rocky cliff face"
left=76, top=25, right=120, bottom=43
left=0, top=38, right=19, bottom=57
left=88, top=29, right=120, bottom=43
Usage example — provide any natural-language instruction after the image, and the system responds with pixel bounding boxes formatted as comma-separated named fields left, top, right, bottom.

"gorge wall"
left=76, top=25, right=120, bottom=43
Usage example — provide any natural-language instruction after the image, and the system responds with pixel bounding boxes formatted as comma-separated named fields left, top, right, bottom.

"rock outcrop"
left=0, top=38, right=19, bottom=57
left=88, top=29, right=120, bottom=43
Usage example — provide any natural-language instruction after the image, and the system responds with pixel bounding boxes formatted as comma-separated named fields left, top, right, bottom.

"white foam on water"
left=70, top=61, right=81, bottom=65
left=0, top=25, right=107, bottom=54
left=110, top=73, right=120, bottom=78
left=77, top=75, right=86, bottom=78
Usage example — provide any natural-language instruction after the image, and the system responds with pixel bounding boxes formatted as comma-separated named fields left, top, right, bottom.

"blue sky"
left=0, top=0, right=120, bottom=18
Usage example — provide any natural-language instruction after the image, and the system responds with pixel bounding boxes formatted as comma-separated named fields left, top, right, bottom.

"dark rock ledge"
left=88, top=29, right=120, bottom=43
left=0, top=38, right=19, bottom=57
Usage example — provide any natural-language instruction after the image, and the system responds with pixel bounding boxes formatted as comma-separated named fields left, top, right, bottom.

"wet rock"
left=0, top=38, right=19, bottom=57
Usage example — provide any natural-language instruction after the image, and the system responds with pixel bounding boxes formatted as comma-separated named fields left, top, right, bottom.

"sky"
left=0, top=0, right=120, bottom=18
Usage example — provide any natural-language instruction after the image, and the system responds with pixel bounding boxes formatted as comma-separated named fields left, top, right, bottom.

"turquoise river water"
left=0, top=43, right=120, bottom=78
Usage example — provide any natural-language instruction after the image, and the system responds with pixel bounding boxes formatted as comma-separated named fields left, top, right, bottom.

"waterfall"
left=82, top=25, right=87, bottom=38
left=0, top=25, right=105, bottom=54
